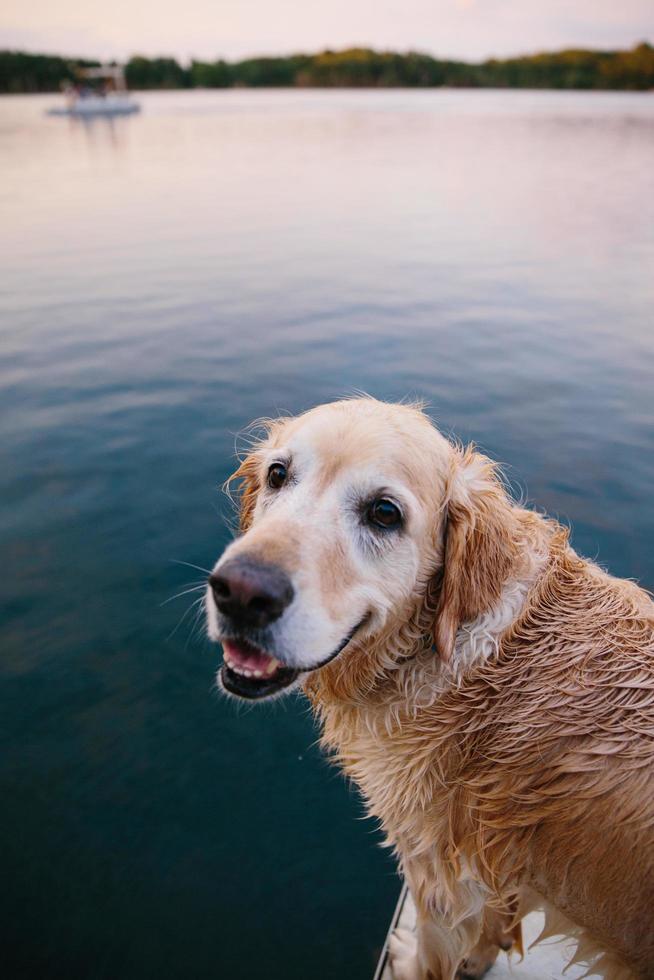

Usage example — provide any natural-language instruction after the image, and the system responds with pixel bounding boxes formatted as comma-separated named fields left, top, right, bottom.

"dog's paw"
left=389, top=927, right=421, bottom=980
left=455, top=951, right=497, bottom=980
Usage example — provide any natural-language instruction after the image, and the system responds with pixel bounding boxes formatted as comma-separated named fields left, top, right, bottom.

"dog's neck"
left=304, top=510, right=555, bottom=880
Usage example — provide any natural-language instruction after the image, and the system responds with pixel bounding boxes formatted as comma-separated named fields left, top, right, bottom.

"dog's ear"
left=434, top=446, right=519, bottom=661
left=227, top=451, right=261, bottom=532
left=227, top=419, right=287, bottom=531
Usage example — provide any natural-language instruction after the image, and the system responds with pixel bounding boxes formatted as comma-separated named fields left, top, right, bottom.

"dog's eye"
left=267, top=463, right=287, bottom=490
left=367, top=498, right=402, bottom=530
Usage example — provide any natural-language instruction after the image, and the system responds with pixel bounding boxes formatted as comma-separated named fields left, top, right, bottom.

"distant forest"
left=1, top=43, right=654, bottom=94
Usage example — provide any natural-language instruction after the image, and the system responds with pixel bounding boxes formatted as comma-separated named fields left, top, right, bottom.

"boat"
left=47, top=66, right=140, bottom=118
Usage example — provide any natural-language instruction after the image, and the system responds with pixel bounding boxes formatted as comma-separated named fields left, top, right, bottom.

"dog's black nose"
left=209, top=557, right=294, bottom=628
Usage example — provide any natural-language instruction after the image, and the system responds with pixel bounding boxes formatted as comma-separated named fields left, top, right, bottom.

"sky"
left=2, top=0, right=653, bottom=63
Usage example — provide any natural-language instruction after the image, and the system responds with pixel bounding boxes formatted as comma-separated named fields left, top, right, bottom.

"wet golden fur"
left=224, top=398, right=654, bottom=980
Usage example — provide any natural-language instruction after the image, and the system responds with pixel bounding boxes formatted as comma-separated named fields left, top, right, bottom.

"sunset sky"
left=2, top=0, right=653, bottom=63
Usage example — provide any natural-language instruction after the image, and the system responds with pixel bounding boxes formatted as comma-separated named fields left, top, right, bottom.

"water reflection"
left=62, top=112, right=132, bottom=151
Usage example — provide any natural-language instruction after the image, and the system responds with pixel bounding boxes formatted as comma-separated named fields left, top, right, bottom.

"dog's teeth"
left=223, top=647, right=279, bottom=680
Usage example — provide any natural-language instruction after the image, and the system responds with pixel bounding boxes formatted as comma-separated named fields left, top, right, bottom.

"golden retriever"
left=205, top=397, right=654, bottom=980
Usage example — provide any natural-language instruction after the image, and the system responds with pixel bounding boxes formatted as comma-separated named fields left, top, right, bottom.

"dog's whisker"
left=169, top=559, right=212, bottom=574
left=160, top=584, right=207, bottom=607
left=186, top=600, right=209, bottom=652
left=166, top=595, right=205, bottom=642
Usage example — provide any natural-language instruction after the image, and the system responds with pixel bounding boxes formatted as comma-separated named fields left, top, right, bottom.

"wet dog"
left=206, top=397, right=654, bottom=980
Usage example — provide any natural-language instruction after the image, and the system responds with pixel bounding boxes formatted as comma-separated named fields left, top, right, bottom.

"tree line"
left=1, top=43, right=653, bottom=94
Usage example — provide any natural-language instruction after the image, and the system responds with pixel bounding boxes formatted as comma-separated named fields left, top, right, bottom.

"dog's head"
left=206, top=398, right=518, bottom=700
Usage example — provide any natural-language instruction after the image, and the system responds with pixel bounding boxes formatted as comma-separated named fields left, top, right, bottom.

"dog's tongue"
left=223, top=639, right=281, bottom=677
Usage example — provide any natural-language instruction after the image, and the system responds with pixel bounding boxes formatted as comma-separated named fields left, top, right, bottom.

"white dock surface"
left=377, top=890, right=589, bottom=980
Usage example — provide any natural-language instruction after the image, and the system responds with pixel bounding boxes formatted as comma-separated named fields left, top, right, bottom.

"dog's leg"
left=388, top=925, right=422, bottom=980
left=456, top=905, right=523, bottom=980
left=389, top=896, right=486, bottom=980
left=388, top=883, right=523, bottom=980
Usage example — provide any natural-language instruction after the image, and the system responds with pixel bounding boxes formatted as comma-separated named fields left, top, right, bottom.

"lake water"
left=1, top=88, right=653, bottom=980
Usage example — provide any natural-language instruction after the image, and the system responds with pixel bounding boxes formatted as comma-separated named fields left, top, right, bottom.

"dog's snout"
left=209, top=557, right=294, bottom=628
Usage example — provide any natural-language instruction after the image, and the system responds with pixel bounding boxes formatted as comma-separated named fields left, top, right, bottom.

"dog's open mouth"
left=220, top=638, right=299, bottom=700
